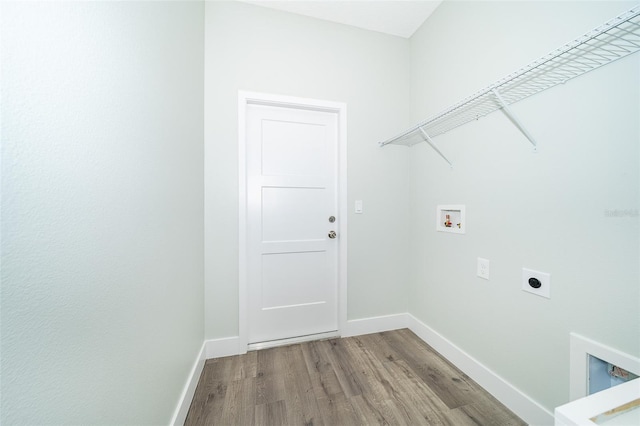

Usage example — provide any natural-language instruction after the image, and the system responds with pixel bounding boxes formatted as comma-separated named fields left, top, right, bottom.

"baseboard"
left=406, top=313, right=554, bottom=426
left=205, top=335, right=242, bottom=359
left=170, top=342, right=206, bottom=426
left=169, top=336, right=243, bottom=424
left=342, top=313, right=408, bottom=337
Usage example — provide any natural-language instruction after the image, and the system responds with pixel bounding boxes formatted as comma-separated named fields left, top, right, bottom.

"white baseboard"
left=342, top=313, right=408, bottom=337
left=406, top=313, right=553, bottom=426
left=205, top=335, right=243, bottom=359
left=169, top=336, right=243, bottom=424
left=170, top=342, right=206, bottom=426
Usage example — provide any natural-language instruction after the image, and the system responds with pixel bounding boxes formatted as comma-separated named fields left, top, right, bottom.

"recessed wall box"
left=522, top=268, right=551, bottom=299
left=436, top=205, right=465, bottom=234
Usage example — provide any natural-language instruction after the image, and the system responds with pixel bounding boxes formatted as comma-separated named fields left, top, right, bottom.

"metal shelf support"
left=418, top=127, right=453, bottom=167
left=491, top=89, right=538, bottom=152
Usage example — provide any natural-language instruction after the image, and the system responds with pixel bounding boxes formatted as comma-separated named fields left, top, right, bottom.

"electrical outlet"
left=477, top=258, right=490, bottom=280
left=522, top=268, right=551, bottom=299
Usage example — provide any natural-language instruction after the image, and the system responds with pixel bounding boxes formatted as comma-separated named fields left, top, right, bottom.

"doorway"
left=238, top=91, right=347, bottom=350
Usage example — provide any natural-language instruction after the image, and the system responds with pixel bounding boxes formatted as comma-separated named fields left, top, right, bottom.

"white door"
left=245, top=100, right=340, bottom=344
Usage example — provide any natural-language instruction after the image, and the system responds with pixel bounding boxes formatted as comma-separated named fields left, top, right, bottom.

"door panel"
left=261, top=251, right=328, bottom=309
left=246, top=102, right=339, bottom=344
left=261, top=120, right=327, bottom=177
left=261, top=187, right=326, bottom=242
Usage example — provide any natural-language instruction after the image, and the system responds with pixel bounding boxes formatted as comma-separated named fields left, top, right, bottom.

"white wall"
left=204, top=1, right=412, bottom=339
left=407, top=0, right=639, bottom=414
left=1, top=2, right=204, bottom=424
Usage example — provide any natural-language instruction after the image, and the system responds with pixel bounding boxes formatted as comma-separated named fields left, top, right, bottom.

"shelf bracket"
left=418, top=127, right=453, bottom=168
left=492, top=89, right=537, bottom=152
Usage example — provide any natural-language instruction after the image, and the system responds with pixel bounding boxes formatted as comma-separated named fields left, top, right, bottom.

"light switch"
left=355, top=200, right=363, bottom=214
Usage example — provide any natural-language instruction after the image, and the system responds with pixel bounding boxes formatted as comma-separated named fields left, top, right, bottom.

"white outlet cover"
left=477, top=258, right=490, bottom=280
left=522, top=268, right=551, bottom=299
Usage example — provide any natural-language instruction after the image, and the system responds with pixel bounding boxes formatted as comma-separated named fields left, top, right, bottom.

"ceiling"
left=238, top=1, right=443, bottom=38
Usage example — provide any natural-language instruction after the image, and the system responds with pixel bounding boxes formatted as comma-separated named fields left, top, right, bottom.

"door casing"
left=238, top=91, right=347, bottom=353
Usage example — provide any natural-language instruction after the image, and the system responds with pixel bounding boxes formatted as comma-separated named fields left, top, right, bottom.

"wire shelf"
left=380, top=5, right=640, bottom=150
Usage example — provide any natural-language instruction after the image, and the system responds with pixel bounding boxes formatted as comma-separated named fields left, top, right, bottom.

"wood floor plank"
left=322, top=338, right=365, bottom=398
left=219, top=378, right=255, bottom=425
left=345, top=333, right=447, bottom=425
left=447, top=404, right=515, bottom=426
left=345, top=337, right=431, bottom=425
left=382, top=361, right=452, bottom=424
left=342, top=336, right=395, bottom=404
left=255, top=347, right=287, bottom=405
left=381, top=329, right=478, bottom=409
left=385, top=358, right=452, bottom=409
left=349, top=394, right=396, bottom=425
left=453, top=393, right=527, bottom=426
left=315, top=394, right=361, bottom=426
left=230, top=349, right=257, bottom=381
left=354, top=332, right=404, bottom=363
left=279, top=345, right=324, bottom=426
left=256, top=347, right=280, bottom=377
left=393, top=329, right=484, bottom=394
left=184, top=329, right=526, bottom=426
left=336, top=340, right=412, bottom=425
left=254, top=400, right=287, bottom=426
left=301, top=340, right=343, bottom=398
left=184, top=356, right=236, bottom=426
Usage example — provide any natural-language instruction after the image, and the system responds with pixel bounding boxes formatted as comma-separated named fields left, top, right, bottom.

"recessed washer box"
left=436, top=205, right=465, bottom=234
left=522, top=268, right=551, bottom=299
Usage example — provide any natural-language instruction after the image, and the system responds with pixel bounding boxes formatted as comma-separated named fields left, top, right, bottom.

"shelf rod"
left=418, top=127, right=453, bottom=167
left=491, top=89, right=538, bottom=151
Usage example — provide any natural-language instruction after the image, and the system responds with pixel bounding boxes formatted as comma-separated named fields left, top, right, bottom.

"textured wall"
left=1, top=2, right=204, bottom=424
left=204, top=1, right=412, bottom=339
left=407, top=1, right=639, bottom=413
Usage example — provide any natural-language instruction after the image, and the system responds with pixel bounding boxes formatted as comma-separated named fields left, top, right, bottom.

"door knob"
left=328, top=231, right=337, bottom=239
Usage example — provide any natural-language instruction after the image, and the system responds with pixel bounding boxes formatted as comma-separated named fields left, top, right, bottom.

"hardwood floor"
left=184, top=329, right=526, bottom=425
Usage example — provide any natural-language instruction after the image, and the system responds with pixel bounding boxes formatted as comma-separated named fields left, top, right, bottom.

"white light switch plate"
left=355, top=200, right=363, bottom=214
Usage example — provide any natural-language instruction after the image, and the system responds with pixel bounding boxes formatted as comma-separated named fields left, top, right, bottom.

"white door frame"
left=238, top=91, right=347, bottom=353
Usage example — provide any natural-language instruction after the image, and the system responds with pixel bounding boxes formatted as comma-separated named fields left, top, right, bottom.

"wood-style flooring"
left=184, top=329, right=526, bottom=425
